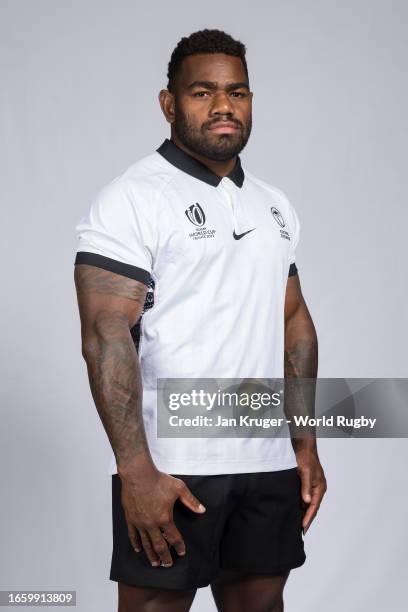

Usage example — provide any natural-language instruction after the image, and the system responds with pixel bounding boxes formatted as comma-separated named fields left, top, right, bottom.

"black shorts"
left=110, top=468, right=306, bottom=590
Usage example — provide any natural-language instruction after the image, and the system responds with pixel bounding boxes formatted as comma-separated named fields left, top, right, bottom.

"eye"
left=193, top=91, right=210, bottom=97
left=230, top=91, right=247, bottom=98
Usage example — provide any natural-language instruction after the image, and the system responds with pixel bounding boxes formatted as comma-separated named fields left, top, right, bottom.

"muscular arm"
left=74, top=263, right=205, bottom=565
left=74, top=264, right=152, bottom=473
left=284, top=272, right=318, bottom=454
left=284, top=272, right=327, bottom=533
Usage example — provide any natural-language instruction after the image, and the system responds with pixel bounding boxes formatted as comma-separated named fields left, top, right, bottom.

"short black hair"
left=167, top=29, right=248, bottom=93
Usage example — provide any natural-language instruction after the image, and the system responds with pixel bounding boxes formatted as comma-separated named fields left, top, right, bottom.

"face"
left=162, top=53, right=253, bottom=161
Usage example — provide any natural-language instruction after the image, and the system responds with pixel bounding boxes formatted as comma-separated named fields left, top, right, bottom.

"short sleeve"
left=74, top=179, right=154, bottom=287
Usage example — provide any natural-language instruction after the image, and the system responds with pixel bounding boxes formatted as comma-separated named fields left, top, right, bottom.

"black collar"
left=156, top=138, right=245, bottom=188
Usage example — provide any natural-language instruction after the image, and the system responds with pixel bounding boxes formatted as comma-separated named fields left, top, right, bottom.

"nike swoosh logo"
left=233, top=228, right=256, bottom=240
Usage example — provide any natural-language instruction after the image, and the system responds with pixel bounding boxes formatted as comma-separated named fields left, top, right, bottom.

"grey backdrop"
left=1, top=1, right=407, bottom=610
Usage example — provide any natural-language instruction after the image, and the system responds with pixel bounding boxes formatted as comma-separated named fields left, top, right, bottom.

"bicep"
left=284, top=272, right=316, bottom=342
left=74, top=264, right=148, bottom=333
left=284, top=273, right=303, bottom=324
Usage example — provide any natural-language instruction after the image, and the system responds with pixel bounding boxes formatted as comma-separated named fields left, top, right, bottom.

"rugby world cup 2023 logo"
left=185, top=203, right=216, bottom=241
left=185, top=203, right=206, bottom=227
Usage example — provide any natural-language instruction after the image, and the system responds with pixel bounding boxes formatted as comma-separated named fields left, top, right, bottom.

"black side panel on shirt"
left=130, top=278, right=155, bottom=353
left=288, top=263, right=298, bottom=277
left=74, top=252, right=151, bottom=286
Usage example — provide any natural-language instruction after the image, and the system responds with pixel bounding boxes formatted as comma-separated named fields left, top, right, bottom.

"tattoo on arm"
left=75, top=265, right=152, bottom=471
left=284, top=338, right=318, bottom=379
left=284, top=306, right=318, bottom=453
left=75, top=265, right=148, bottom=301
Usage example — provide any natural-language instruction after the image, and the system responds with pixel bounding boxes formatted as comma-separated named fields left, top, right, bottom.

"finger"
left=160, top=521, right=186, bottom=556
left=311, top=485, right=325, bottom=507
left=127, top=522, right=141, bottom=553
left=299, top=469, right=312, bottom=505
left=304, top=480, right=326, bottom=531
left=177, top=482, right=206, bottom=514
left=302, top=502, right=320, bottom=533
left=139, top=529, right=160, bottom=567
left=148, top=527, right=173, bottom=567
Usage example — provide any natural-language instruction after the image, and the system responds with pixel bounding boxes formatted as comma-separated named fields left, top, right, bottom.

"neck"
left=170, top=132, right=237, bottom=177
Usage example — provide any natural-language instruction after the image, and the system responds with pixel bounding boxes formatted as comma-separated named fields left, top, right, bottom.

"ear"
left=158, top=89, right=175, bottom=124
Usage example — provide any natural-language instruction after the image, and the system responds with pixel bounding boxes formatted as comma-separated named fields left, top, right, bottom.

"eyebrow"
left=187, top=81, right=250, bottom=92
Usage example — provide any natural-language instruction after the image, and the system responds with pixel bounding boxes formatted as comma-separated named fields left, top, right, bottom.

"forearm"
left=284, top=309, right=318, bottom=455
left=81, top=310, right=154, bottom=476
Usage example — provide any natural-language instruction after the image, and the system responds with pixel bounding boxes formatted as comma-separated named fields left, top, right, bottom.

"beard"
left=174, top=107, right=252, bottom=161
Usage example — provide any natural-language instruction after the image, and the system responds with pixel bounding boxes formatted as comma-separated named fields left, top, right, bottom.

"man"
left=74, top=29, right=326, bottom=612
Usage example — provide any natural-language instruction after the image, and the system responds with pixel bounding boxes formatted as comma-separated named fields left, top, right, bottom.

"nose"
left=209, top=90, right=234, bottom=116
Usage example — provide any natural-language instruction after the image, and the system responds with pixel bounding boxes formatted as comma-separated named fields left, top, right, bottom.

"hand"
left=296, top=450, right=327, bottom=535
left=120, top=465, right=206, bottom=568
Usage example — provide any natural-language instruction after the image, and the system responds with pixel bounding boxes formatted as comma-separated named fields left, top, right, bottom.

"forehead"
left=176, top=53, right=248, bottom=88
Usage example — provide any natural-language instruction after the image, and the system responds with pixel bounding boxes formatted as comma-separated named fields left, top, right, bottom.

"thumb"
left=300, top=470, right=312, bottom=505
left=178, top=483, right=206, bottom=514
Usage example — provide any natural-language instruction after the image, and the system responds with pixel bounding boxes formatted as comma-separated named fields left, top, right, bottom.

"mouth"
left=207, top=121, right=241, bottom=134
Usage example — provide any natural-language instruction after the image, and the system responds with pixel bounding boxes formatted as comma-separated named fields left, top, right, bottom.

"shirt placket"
left=219, top=177, right=250, bottom=233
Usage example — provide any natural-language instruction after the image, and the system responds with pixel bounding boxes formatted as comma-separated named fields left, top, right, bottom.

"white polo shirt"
left=75, top=138, right=301, bottom=475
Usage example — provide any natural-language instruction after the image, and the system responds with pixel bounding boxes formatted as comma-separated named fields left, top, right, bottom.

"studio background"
left=1, top=1, right=407, bottom=610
